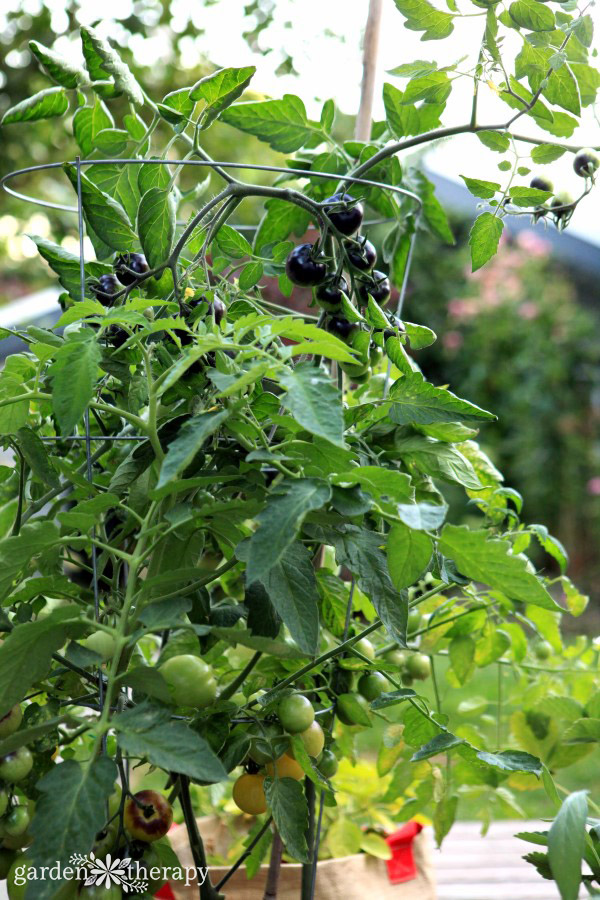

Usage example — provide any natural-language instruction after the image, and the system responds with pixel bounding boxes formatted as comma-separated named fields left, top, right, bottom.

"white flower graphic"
left=85, top=853, right=132, bottom=890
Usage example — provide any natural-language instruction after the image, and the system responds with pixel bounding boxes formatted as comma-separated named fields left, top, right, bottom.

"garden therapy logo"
left=11, top=853, right=209, bottom=891
left=70, top=852, right=147, bottom=893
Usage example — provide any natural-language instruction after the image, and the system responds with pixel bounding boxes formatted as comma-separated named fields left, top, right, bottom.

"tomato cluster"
left=232, top=693, right=338, bottom=815
left=528, top=149, right=598, bottom=228
left=284, top=193, right=396, bottom=387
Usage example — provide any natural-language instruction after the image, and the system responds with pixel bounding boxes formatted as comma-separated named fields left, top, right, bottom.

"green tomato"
left=405, top=653, right=431, bottom=681
left=407, top=609, right=423, bottom=634
left=318, top=749, right=338, bottom=778
left=0, top=707, right=22, bottom=740
left=0, top=748, right=34, bottom=784
left=358, top=672, right=389, bottom=702
left=159, top=654, right=217, bottom=709
left=384, top=649, right=408, bottom=669
left=277, top=694, right=315, bottom=734
left=7, top=854, right=29, bottom=900
left=401, top=673, right=414, bottom=687
left=336, top=693, right=371, bottom=726
left=353, top=637, right=375, bottom=660
left=534, top=640, right=553, bottom=661
left=4, top=808, right=30, bottom=838
left=82, top=631, right=117, bottom=662
left=0, top=848, right=17, bottom=880
left=0, top=788, right=8, bottom=817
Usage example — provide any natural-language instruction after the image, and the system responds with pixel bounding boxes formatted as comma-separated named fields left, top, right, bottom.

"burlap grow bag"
left=169, top=816, right=436, bottom=899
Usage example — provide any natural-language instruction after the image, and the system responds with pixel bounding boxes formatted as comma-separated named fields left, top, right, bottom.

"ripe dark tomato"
left=573, top=148, right=599, bottom=178
left=358, top=271, right=391, bottom=305
left=285, top=243, right=327, bottom=287
left=358, top=672, right=388, bottom=702
left=105, top=326, right=129, bottom=349
left=318, top=749, right=338, bottom=778
left=529, top=175, right=553, bottom=194
left=114, top=252, right=149, bottom=286
left=278, top=694, right=315, bottom=734
left=124, top=790, right=173, bottom=843
left=327, top=316, right=358, bottom=342
left=345, top=238, right=377, bottom=272
left=315, top=275, right=349, bottom=312
left=550, top=192, right=574, bottom=221
left=405, top=653, right=431, bottom=681
left=323, top=193, right=364, bottom=236
left=91, top=274, right=120, bottom=305
left=208, top=298, right=227, bottom=325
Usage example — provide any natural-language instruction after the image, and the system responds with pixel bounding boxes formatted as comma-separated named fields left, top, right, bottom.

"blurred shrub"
left=405, top=222, right=600, bottom=610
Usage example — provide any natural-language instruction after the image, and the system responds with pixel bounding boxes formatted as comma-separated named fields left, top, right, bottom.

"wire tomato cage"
left=1, top=155, right=423, bottom=898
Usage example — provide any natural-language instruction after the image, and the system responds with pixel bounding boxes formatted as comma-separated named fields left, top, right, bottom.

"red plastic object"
left=385, top=821, right=423, bottom=884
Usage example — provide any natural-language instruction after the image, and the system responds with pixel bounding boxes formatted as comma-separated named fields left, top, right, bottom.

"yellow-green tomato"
left=384, top=648, right=408, bottom=668
left=358, top=672, right=388, bottom=702
left=405, top=653, right=431, bottom=681
left=0, top=748, right=33, bottom=783
left=0, top=706, right=22, bottom=740
left=159, top=654, right=217, bottom=709
left=82, top=631, right=117, bottom=661
left=290, top=722, right=325, bottom=759
left=353, top=637, right=375, bottom=660
left=277, top=694, right=315, bottom=734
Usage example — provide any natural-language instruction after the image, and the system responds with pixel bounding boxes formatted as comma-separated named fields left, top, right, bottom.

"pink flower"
left=518, top=301, right=539, bottom=319
left=516, top=230, right=551, bottom=257
left=587, top=477, right=600, bottom=496
left=443, top=330, right=463, bottom=350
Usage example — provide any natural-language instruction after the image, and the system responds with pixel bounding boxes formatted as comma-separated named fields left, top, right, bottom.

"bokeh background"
left=1, top=0, right=599, bottom=622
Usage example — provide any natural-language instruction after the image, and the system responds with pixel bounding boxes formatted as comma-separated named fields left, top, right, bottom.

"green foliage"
left=0, top=12, right=597, bottom=896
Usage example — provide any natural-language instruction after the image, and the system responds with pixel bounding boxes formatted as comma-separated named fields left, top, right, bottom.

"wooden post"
left=355, top=0, right=384, bottom=141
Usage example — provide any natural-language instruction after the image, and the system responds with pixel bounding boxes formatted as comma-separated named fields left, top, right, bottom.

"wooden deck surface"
left=434, top=820, right=586, bottom=900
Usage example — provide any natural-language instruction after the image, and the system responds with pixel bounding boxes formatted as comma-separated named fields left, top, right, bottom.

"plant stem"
left=263, top=828, right=283, bottom=900
left=219, top=651, right=262, bottom=702
left=179, top=775, right=223, bottom=900
left=301, top=779, right=316, bottom=899
left=214, top=816, right=273, bottom=891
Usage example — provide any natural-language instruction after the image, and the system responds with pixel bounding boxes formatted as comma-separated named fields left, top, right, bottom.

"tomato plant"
left=0, top=7, right=597, bottom=899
